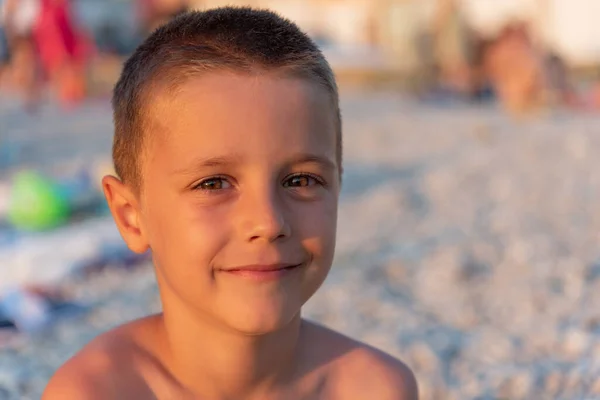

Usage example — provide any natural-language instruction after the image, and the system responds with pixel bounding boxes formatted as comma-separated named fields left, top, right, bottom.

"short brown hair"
left=112, top=6, right=341, bottom=192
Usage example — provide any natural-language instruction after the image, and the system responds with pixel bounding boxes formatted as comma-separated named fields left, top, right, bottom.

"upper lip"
left=223, top=263, right=301, bottom=272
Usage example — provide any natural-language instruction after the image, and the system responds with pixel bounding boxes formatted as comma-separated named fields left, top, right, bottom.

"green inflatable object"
left=8, top=171, right=70, bottom=231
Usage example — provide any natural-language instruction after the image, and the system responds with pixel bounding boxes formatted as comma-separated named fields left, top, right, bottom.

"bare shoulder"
left=333, top=343, right=418, bottom=400
left=42, top=315, right=161, bottom=400
left=302, top=320, right=418, bottom=400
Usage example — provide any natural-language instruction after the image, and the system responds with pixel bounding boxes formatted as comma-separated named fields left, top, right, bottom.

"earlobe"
left=102, top=175, right=149, bottom=254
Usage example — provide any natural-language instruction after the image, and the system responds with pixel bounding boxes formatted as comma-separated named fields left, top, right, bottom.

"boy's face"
left=138, top=73, right=339, bottom=334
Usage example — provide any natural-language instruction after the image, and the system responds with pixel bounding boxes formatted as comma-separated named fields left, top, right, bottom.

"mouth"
left=220, top=263, right=303, bottom=280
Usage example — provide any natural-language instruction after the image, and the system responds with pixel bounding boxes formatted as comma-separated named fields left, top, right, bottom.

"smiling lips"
left=221, top=263, right=303, bottom=280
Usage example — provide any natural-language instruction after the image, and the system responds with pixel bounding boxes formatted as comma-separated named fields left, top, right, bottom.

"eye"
left=283, top=173, right=323, bottom=188
left=195, top=177, right=232, bottom=191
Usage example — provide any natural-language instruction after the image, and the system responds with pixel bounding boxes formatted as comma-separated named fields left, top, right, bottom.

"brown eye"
left=284, top=174, right=321, bottom=188
left=197, top=178, right=231, bottom=190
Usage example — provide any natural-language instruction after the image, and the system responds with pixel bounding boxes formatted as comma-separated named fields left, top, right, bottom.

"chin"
left=223, top=303, right=301, bottom=336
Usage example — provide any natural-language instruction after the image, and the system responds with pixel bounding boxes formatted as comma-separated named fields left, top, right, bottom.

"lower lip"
left=222, top=265, right=301, bottom=281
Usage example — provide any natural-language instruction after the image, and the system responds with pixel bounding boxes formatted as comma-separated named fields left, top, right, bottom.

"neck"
left=157, top=295, right=303, bottom=398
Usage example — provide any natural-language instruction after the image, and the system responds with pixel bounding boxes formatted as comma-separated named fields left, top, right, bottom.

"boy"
left=42, top=7, right=418, bottom=399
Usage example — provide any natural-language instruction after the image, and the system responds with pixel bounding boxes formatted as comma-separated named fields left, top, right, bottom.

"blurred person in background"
left=0, top=0, right=93, bottom=108
left=483, top=22, right=545, bottom=115
left=33, top=0, right=94, bottom=106
left=482, top=22, right=595, bottom=115
left=541, top=51, right=579, bottom=108
left=431, top=0, right=476, bottom=98
left=540, top=53, right=600, bottom=112
left=136, top=0, right=188, bottom=36
left=0, top=0, right=41, bottom=107
left=419, top=0, right=493, bottom=103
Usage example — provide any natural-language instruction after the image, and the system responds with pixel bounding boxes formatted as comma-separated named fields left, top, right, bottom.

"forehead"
left=142, top=72, right=337, bottom=172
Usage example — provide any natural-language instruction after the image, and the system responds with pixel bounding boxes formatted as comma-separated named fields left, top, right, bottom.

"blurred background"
left=2, top=0, right=600, bottom=399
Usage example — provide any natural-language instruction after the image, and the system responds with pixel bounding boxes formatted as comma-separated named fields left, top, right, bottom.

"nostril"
left=248, top=231, right=288, bottom=242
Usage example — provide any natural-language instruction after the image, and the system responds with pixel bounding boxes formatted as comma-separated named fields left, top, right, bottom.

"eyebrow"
left=173, top=155, right=243, bottom=175
left=287, top=153, right=337, bottom=171
left=173, top=153, right=337, bottom=176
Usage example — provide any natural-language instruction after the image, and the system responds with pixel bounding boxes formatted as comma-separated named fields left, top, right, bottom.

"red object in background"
left=32, top=0, right=94, bottom=104
left=33, top=0, right=92, bottom=76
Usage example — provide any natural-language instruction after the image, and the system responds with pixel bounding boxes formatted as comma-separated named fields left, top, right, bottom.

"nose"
left=238, top=185, right=291, bottom=243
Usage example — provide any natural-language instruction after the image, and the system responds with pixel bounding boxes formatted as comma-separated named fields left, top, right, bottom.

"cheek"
left=293, top=196, right=338, bottom=259
left=147, top=198, right=234, bottom=309
left=185, top=204, right=232, bottom=261
left=144, top=194, right=230, bottom=269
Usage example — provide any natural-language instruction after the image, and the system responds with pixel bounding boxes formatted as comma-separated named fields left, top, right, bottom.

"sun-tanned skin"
left=42, top=74, right=418, bottom=399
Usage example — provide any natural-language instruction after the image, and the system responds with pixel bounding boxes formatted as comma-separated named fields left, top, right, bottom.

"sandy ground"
left=2, top=89, right=600, bottom=399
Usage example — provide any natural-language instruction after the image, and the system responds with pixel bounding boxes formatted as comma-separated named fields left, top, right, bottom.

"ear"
left=102, top=175, right=149, bottom=254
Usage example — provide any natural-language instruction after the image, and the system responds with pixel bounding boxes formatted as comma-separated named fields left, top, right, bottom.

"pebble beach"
left=2, top=89, right=600, bottom=399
